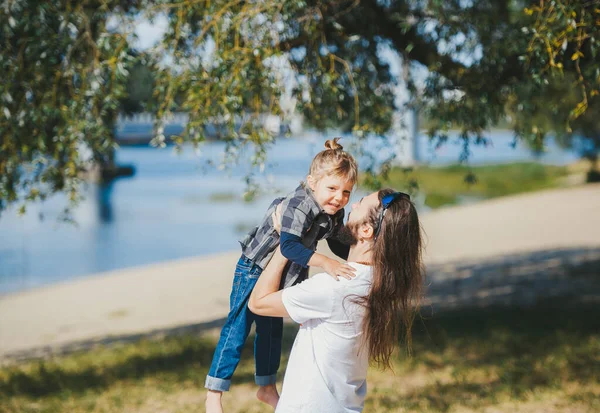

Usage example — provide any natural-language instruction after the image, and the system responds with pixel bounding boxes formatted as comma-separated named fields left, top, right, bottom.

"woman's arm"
left=248, top=247, right=290, bottom=317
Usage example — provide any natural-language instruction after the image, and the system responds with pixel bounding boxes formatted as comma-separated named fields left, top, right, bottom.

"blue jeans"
left=205, top=255, right=283, bottom=391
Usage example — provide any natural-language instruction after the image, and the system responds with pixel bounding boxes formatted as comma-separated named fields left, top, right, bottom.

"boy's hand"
left=323, top=258, right=356, bottom=281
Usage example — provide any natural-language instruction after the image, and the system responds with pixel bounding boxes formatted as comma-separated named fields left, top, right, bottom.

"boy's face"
left=307, top=174, right=354, bottom=215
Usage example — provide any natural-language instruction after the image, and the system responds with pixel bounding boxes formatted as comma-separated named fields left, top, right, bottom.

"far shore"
left=1, top=183, right=599, bottom=362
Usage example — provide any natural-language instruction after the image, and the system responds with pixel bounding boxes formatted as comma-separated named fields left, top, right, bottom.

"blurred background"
left=1, top=1, right=599, bottom=412
left=0, top=130, right=583, bottom=294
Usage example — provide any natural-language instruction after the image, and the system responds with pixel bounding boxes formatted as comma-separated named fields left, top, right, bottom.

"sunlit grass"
left=208, top=192, right=238, bottom=203
left=1, top=304, right=598, bottom=412
left=371, top=162, right=574, bottom=209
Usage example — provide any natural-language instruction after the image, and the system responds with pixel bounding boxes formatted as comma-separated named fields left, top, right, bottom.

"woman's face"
left=347, top=192, right=380, bottom=226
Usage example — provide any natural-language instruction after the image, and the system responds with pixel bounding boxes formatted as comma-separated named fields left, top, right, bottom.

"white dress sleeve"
left=282, top=274, right=335, bottom=324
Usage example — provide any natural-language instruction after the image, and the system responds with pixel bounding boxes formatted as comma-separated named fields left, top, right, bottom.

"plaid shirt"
left=239, top=184, right=345, bottom=288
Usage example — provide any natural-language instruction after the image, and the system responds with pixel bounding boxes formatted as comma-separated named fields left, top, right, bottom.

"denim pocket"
left=233, top=255, right=262, bottom=281
left=234, top=256, right=253, bottom=276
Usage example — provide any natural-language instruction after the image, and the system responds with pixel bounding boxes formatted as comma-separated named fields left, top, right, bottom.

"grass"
left=1, top=304, right=599, bottom=412
left=374, top=162, right=574, bottom=209
left=196, top=162, right=583, bottom=210
left=208, top=192, right=237, bottom=203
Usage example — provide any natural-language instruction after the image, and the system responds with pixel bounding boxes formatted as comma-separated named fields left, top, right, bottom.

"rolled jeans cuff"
left=205, top=375, right=231, bottom=392
left=255, top=373, right=277, bottom=386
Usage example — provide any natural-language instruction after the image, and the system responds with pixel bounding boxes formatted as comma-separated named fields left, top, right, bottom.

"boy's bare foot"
left=205, top=390, right=224, bottom=413
left=257, top=384, right=280, bottom=409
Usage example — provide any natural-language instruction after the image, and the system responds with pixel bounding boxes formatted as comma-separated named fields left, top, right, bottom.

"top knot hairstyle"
left=308, top=138, right=358, bottom=185
left=324, top=138, right=343, bottom=151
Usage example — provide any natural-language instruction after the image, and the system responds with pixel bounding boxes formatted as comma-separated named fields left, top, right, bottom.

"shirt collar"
left=298, top=183, right=324, bottom=216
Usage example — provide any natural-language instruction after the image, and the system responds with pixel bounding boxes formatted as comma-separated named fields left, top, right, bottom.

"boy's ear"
left=306, top=175, right=316, bottom=191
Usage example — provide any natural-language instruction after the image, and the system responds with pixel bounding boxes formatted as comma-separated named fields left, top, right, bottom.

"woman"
left=249, top=189, right=425, bottom=412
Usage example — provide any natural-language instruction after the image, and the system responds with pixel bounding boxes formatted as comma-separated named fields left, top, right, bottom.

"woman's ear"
left=360, top=222, right=375, bottom=241
left=306, top=175, right=316, bottom=191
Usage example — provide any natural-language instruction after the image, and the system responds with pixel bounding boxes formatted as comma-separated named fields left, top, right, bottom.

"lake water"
left=0, top=132, right=579, bottom=294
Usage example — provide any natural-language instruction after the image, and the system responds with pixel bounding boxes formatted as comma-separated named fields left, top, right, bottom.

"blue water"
left=0, top=132, right=579, bottom=294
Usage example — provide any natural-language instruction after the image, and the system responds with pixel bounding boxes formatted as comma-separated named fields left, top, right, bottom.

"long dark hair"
left=358, top=188, right=425, bottom=369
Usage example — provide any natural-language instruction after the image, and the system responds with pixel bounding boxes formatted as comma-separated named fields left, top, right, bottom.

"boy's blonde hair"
left=308, top=138, right=358, bottom=185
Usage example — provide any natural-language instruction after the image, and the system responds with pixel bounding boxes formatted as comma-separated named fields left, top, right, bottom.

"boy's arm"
left=280, top=232, right=354, bottom=280
left=307, top=252, right=354, bottom=279
left=276, top=195, right=319, bottom=268
left=280, top=232, right=314, bottom=268
left=275, top=203, right=355, bottom=280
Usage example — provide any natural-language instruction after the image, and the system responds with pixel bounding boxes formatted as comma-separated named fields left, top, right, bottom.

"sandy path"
left=1, top=184, right=599, bottom=360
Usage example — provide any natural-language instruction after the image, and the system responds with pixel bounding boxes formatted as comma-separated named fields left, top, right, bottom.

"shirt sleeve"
left=281, top=274, right=335, bottom=324
left=280, top=232, right=315, bottom=268
left=280, top=196, right=313, bottom=238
